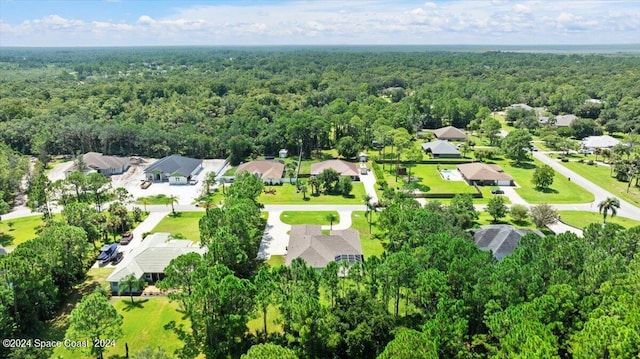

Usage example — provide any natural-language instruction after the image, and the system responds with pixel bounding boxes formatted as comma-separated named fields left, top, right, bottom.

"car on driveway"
left=491, top=189, right=505, bottom=194
left=110, top=252, right=124, bottom=265
left=98, top=243, right=119, bottom=265
left=120, top=232, right=134, bottom=245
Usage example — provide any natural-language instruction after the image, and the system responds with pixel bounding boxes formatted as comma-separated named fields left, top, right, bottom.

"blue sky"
left=1, top=0, right=639, bottom=47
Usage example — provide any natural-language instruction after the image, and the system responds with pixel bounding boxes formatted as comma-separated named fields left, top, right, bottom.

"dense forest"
left=1, top=48, right=640, bottom=358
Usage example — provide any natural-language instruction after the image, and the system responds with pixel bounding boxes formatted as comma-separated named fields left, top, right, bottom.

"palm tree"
left=166, top=194, right=179, bottom=216
left=594, top=148, right=601, bottom=163
left=362, top=194, right=373, bottom=228
left=118, top=274, right=147, bottom=303
left=285, top=162, right=298, bottom=185
left=308, top=176, right=320, bottom=196
left=326, top=212, right=338, bottom=230
left=299, top=181, right=308, bottom=200
left=141, top=197, right=148, bottom=213
left=598, top=197, right=620, bottom=224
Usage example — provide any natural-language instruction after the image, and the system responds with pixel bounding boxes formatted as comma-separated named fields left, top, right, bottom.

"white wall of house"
left=169, top=176, right=188, bottom=185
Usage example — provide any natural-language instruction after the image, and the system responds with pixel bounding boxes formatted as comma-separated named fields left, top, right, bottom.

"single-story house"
left=66, top=152, right=130, bottom=177
left=144, top=155, right=203, bottom=185
left=457, top=163, right=514, bottom=186
left=311, top=159, right=360, bottom=180
left=507, top=103, right=534, bottom=111
left=555, top=114, right=577, bottom=127
left=471, top=224, right=545, bottom=260
left=106, top=232, right=206, bottom=294
left=421, top=140, right=461, bottom=158
left=279, top=149, right=289, bottom=158
left=581, top=135, right=621, bottom=151
left=432, top=126, right=467, bottom=141
left=359, top=152, right=369, bottom=162
left=285, top=225, right=363, bottom=271
left=236, top=160, right=285, bottom=185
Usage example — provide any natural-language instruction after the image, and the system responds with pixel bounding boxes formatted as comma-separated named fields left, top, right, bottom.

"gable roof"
left=144, top=155, right=202, bottom=177
left=421, top=140, right=461, bottom=155
left=286, top=225, right=362, bottom=268
left=311, top=159, right=359, bottom=177
left=82, top=152, right=130, bottom=171
left=508, top=103, right=534, bottom=111
left=457, top=163, right=514, bottom=182
left=471, top=224, right=544, bottom=260
left=581, top=135, right=621, bottom=149
left=236, top=161, right=284, bottom=180
left=106, top=233, right=206, bottom=283
left=555, top=114, right=577, bottom=127
left=433, top=126, right=466, bottom=139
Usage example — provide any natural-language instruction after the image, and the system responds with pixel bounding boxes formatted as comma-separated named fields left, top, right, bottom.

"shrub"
left=587, top=160, right=595, bottom=165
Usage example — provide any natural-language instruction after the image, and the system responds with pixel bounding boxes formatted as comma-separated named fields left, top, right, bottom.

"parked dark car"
left=98, top=243, right=118, bottom=265
left=491, top=189, right=505, bottom=194
left=120, top=232, right=134, bottom=245
left=110, top=252, right=124, bottom=265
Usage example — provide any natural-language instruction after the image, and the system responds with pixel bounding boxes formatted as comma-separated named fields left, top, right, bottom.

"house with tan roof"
left=432, top=126, right=467, bottom=141
left=66, top=152, right=130, bottom=177
left=311, top=159, right=360, bottom=180
left=106, top=233, right=206, bottom=294
left=554, top=114, right=577, bottom=127
left=285, top=225, right=363, bottom=270
left=236, top=160, right=285, bottom=184
left=457, top=162, right=514, bottom=186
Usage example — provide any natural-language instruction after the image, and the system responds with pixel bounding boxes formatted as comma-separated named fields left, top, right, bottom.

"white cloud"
left=1, top=1, right=639, bottom=46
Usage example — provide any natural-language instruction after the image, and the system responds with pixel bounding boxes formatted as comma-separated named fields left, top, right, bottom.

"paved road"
left=533, top=151, right=640, bottom=220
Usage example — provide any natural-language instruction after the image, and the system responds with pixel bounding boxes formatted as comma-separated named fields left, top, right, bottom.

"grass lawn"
left=151, top=212, right=205, bottom=240
left=351, top=211, right=385, bottom=258
left=259, top=183, right=367, bottom=205
left=381, top=163, right=477, bottom=194
left=247, top=305, right=283, bottom=335
left=474, top=211, right=537, bottom=229
left=560, top=160, right=640, bottom=207
left=0, top=214, right=61, bottom=250
left=223, top=166, right=237, bottom=176
left=266, top=255, right=285, bottom=268
left=53, top=297, right=189, bottom=359
left=135, top=194, right=173, bottom=205
left=280, top=211, right=339, bottom=225
left=558, top=211, right=640, bottom=229
left=490, top=158, right=594, bottom=204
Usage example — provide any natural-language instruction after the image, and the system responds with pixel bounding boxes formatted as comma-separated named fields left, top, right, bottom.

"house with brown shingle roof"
left=311, top=159, right=359, bottom=180
left=236, top=160, right=285, bottom=185
left=457, top=163, right=514, bottom=186
left=285, top=225, right=363, bottom=270
left=432, top=126, right=467, bottom=141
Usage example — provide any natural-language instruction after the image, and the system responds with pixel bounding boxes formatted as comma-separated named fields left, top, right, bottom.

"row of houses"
left=107, top=221, right=542, bottom=294
left=235, top=159, right=361, bottom=184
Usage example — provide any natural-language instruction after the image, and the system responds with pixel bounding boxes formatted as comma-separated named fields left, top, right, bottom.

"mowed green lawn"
left=280, top=211, right=339, bottom=225
left=0, top=214, right=61, bottom=250
left=493, top=159, right=594, bottom=204
left=351, top=211, right=385, bottom=258
left=560, top=160, right=640, bottom=208
left=151, top=212, right=205, bottom=240
left=52, top=297, right=189, bottom=359
left=135, top=194, right=174, bottom=205
left=382, top=164, right=477, bottom=194
left=259, top=183, right=367, bottom=204
left=558, top=211, right=640, bottom=229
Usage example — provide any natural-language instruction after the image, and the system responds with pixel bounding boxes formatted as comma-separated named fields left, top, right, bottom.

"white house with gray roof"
left=144, top=155, right=203, bottom=185
left=421, top=140, right=461, bottom=158
left=106, top=232, right=206, bottom=294
left=581, top=135, right=621, bottom=151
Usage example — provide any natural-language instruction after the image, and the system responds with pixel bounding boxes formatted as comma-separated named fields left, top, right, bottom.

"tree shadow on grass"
left=121, top=298, right=149, bottom=311
left=536, top=187, right=559, bottom=194
left=512, top=219, right=531, bottom=227
left=0, top=233, right=15, bottom=246
left=169, top=212, right=183, bottom=218
left=510, top=161, right=536, bottom=170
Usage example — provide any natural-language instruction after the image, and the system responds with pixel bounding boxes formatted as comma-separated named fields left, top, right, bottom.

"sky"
left=1, top=0, right=639, bottom=47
